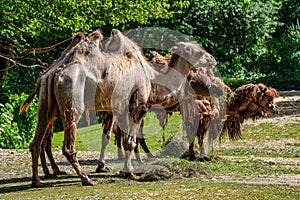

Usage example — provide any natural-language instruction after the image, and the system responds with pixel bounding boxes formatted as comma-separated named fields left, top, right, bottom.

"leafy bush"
left=0, top=93, right=37, bottom=149
left=168, top=0, right=282, bottom=79
left=260, top=20, right=300, bottom=90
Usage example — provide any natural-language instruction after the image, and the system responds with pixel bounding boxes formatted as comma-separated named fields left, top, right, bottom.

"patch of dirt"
left=213, top=174, right=300, bottom=186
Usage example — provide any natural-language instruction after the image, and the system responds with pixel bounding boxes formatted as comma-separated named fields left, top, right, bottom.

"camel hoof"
left=147, top=153, right=155, bottom=158
left=120, top=172, right=140, bottom=180
left=82, top=180, right=98, bottom=186
left=95, top=166, right=111, bottom=173
left=54, top=170, right=67, bottom=175
left=44, top=173, right=57, bottom=179
left=199, top=156, right=211, bottom=162
left=31, top=181, right=46, bottom=188
left=189, top=156, right=196, bottom=161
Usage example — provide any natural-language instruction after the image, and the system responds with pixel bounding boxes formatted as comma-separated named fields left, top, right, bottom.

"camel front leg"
left=62, top=116, right=97, bottom=186
left=122, top=104, right=148, bottom=180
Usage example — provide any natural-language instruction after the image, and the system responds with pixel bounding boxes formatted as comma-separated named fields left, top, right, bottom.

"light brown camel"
left=23, top=29, right=156, bottom=187
left=20, top=31, right=87, bottom=178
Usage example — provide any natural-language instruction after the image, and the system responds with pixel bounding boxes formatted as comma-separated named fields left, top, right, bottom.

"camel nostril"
left=111, top=29, right=118, bottom=36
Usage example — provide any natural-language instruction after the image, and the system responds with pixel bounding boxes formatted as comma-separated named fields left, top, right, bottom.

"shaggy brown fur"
left=222, top=83, right=279, bottom=140
left=148, top=51, right=227, bottom=160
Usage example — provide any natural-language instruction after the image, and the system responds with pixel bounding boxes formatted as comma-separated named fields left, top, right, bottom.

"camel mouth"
left=267, top=103, right=280, bottom=114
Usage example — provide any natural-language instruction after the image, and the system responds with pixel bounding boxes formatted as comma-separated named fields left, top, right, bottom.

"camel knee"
left=62, top=148, right=77, bottom=163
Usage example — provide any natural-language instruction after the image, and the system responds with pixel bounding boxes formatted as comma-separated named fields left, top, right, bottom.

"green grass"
left=52, top=112, right=184, bottom=153
left=1, top=179, right=299, bottom=200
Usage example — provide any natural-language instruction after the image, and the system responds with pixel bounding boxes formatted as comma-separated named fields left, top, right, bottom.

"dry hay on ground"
left=134, top=159, right=209, bottom=181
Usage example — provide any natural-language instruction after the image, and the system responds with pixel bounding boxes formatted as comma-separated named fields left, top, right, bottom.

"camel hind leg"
left=61, top=107, right=97, bottom=186
left=30, top=89, right=50, bottom=187
left=44, top=122, right=67, bottom=177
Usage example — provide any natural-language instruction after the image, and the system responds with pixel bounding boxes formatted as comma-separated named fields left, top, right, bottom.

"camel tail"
left=20, top=78, right=41, bottom=113
left=219, top=115, right=242, bottom=142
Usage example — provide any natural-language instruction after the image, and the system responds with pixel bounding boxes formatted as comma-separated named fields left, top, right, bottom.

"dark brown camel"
left=221, top=83, right=280, bottom=140
left=147, top=51, right=228, bottom=161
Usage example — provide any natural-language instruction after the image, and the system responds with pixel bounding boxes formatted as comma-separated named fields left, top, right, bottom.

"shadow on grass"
left=53, top=158, right=125, bottom=167
left=0, top=173, right=115, bottom=194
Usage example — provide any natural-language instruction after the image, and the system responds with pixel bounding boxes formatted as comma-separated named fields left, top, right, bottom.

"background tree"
left=0, top=0, right=174, bottom=149
left=0, top=0, right=299, bottom=149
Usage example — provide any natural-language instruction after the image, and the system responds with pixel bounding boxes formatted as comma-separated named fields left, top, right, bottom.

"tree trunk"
left=0, top=36, right=14, bottom=86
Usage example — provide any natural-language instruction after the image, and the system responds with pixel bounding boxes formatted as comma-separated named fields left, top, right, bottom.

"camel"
left=20, top=31, right=87, bottom=178
left=221, top=83, right=279, bottom=140
left=101, top=69, right=224, bottom=164
left=23, top=29, right=157, bottom=187
left=96, top=47, right=222, bottom=170
left=146, top=51, right=229, bottom=161
left=96, top=40, right=219, bottom=174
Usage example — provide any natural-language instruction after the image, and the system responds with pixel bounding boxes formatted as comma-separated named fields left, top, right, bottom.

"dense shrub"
left=0, top=92, right=37, bottom=149
left=166, top=0, right=282, bottom=79
left=260, top=21, right=300, bottom=90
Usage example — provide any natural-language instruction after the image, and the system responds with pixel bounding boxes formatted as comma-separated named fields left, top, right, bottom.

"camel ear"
left=171, top=46, right=178, bottom=53
left=184, top=45, right=192, bottom=55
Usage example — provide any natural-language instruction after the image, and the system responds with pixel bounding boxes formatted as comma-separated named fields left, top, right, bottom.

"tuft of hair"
left=220, top=115, right=242, bottom=142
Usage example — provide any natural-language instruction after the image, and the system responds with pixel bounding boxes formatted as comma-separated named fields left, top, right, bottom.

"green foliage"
left=165, top=0, right=282, bottom=78
left=260, top=20, right=300, bottom=89
left=0, top=92, right=37, bottom=149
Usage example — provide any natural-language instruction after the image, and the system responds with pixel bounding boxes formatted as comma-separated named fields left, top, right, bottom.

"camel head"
left=171, top=41, right=217, bottom=70
left=187, top=71, right=224, bottom=97
left=256, top=83, right=280, bottom=114
left=86, top=29, right=103, bottom=48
